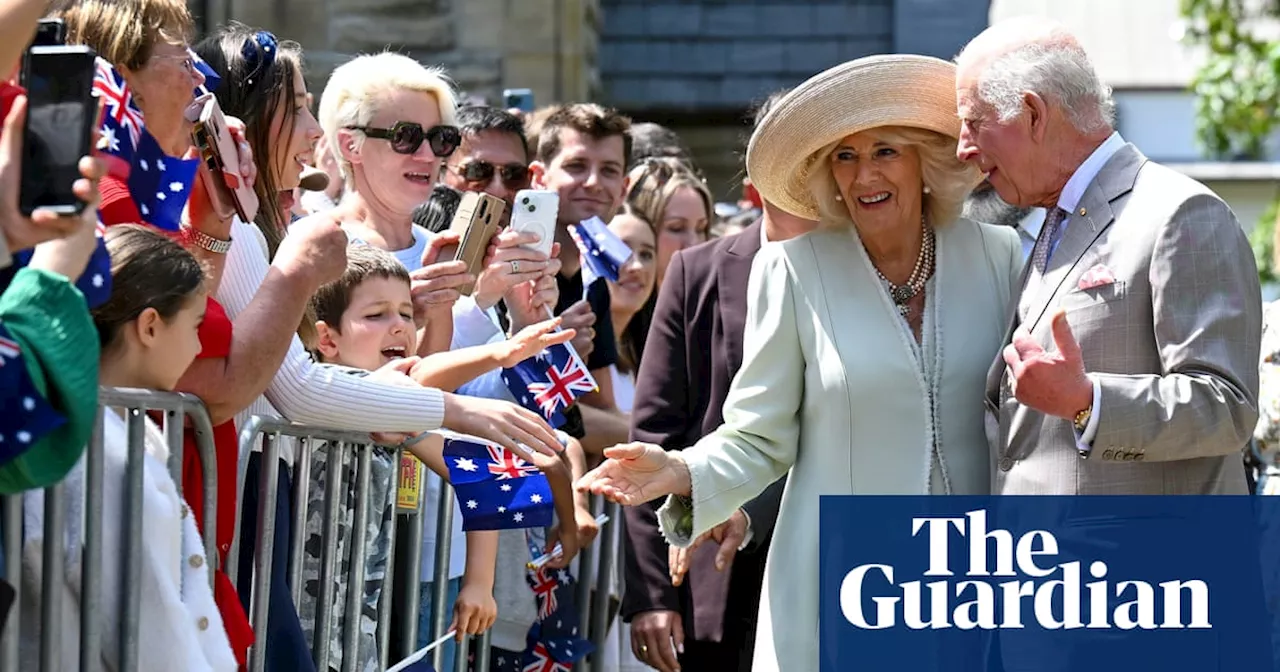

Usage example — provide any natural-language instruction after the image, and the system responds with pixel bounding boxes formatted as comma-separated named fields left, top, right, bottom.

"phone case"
left=509, top=189, right=559, bottom=258
left=19, top=45, right=98, bottom=216
left=444, top=191, right=505, bottom=295
left=190, top=95, right=259, bottom=223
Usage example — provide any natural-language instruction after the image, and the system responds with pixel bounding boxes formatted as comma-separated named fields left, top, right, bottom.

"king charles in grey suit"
left=957, top=18, right=1262, bottom=496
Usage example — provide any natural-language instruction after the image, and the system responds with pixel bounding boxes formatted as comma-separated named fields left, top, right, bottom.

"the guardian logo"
left=840, top=510, right=1211, bottom=631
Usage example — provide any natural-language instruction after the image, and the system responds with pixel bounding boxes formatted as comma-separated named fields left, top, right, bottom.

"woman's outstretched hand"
left=574, top=442, right=692, bottom=506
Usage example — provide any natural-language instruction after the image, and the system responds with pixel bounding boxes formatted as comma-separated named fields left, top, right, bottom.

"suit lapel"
left=717, top=221, right=763, bottom=373
left=1020, top=145, right=1144, bottom=332
left=986, top=260, right=1032, bottom=410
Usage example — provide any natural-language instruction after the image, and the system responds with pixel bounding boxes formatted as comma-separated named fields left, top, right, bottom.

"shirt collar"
left=1057, top=131, right=1126, bottom=215
left=1020, top=207, right=1045, bottom=240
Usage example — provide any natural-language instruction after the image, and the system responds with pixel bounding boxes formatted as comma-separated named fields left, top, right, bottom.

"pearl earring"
left=835, top=194, right=843, bottom=201
left=923, top=186, right=932, bottom=194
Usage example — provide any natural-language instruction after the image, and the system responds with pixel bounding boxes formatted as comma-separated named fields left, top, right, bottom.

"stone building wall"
left=196, top=0, right=601, bottom=110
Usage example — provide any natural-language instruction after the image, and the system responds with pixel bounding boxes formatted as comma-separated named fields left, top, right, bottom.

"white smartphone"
left=509, top=189, right=559, bottom=258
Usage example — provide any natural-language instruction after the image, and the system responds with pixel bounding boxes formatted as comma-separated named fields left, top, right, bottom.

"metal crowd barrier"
left=0, top=387, right=219, bottom=672
left=3, top=395, right=628, bottom=672
left=234, top=414, right=627, bottom=672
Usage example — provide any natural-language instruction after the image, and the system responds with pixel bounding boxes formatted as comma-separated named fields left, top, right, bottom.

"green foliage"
left=1250, top=199, right=1278, bottom=284
left=1180, top=0, right=1280, bottom=160
left=1181, top=0, right=1280, bottom=281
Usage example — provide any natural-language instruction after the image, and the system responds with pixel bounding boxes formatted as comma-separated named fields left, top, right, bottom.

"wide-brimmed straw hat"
left=746, top=54, right=964, bottom=221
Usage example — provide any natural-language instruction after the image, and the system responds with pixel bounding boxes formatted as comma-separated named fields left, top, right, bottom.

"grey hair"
left=977, top=42, right=1115, bottom=134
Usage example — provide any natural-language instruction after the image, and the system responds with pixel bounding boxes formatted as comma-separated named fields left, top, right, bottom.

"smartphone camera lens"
left=521, top=197, right=530, bottom=205
left=528, top=204, right=536, bottom=212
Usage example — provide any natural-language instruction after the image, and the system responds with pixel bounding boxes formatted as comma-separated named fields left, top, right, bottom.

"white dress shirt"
left=1017, top=208, right=1045, bottom=263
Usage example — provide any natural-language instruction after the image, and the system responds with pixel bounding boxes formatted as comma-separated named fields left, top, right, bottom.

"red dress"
left=99, top=175, right=255, bottom=663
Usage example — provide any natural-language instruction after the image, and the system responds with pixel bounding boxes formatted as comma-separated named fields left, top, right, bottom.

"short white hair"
left=807, top=125, right=981, bottom=229
left=976, top=41, right=1115, bottom=134
left=318, top=51, right=458, bottom=181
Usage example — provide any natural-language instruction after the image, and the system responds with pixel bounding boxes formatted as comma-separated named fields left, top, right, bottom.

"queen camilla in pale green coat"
left=578, top=54, right=1024, bottom=671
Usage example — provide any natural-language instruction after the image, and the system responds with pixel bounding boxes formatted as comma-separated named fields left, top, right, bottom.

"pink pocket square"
left=1078, top=264, right=1116, bottom=290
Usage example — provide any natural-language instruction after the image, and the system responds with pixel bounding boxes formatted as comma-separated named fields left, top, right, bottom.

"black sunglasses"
left=450, top=160, right=530, bottom=187
left=346, top=121, right=461, bottom=157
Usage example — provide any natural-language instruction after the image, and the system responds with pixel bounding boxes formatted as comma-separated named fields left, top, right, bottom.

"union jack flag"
left=529, top=568, right=558, bottom=620
left=521, top=644, right=569, bottom=672
left=0, top=335, right=19, bottom=363
left=516, top=531, right=593, bottom=669
left=92, top=57, right=143, bottom=179
left=487, top=445, right=540, bottom=480
left=502, top=342, right=596, bottom=429
left=441, top=432, right=554, bottom=531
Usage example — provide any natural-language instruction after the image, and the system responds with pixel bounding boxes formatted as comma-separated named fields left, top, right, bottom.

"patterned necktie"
left=1030, top=207, right=1068, bottom=273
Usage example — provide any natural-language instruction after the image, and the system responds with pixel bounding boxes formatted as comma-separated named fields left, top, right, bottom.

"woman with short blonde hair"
left=318, top=51, right=458, bottom=184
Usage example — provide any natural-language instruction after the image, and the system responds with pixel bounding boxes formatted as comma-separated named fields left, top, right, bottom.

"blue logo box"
left=819, top=496, right=1280, bottom=671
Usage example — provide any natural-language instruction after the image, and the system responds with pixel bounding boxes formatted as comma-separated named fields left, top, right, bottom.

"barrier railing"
left=234, top=414, right=629, bottom=672
left=6, top=396, right=627, bottom=672
left=235, top=415, right=438, bottom=672
left=0, top=387, right=218, bottom=672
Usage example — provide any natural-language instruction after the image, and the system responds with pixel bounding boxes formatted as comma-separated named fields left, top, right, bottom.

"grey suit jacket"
left=984, top=143, right=1262, bottom=495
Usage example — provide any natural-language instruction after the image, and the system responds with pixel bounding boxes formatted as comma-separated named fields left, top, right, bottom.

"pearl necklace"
left=875, top=217, right=935, bottom=317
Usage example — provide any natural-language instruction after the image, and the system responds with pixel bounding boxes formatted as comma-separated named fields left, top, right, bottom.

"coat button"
left=1134, top=453, right=1145, bottom=462
left=1102, top=450, right=1114, bottom=460
left=998, top=457, right=1014, bottom=471
left=189, top=555, right=204, bottom=569
left=197, top=617, right=209, bottom=631
left=1122, top=452, right=1134, bottom=461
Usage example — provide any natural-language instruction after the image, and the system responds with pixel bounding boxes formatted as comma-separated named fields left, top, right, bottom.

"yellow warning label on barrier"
left=397, top=453, right=423, bottom=511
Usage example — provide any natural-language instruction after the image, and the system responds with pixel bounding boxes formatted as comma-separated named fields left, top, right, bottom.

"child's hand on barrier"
left=574, top=500, right=600, bottom=547
left=449, top=582, right=497, bottom=641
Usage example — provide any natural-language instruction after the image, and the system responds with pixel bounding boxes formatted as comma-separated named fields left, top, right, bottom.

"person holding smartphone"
left=0, top=3, right=109, bottom=498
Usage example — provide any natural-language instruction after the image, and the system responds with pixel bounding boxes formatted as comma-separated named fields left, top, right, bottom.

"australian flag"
left=92, top=57, right=143, bottom=180
left=567, top=216, right=633, bottom=293
left=92, top=57, right=199, bottom=231
left=520, top=532, right=593, bottom=669
left=0, top=325, right=66, bottom=466
left=126, top=132, right=199, bottom=232
left=500, top=342, right=597, bottom=430
left=441, top=433, right=555, bottom=531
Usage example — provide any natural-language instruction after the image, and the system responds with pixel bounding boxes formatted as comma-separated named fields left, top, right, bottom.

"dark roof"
left=599, top=0, right=989, bottom=112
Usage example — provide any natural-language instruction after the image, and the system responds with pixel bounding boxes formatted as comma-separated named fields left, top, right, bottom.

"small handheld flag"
left=91, top=57, right=199, bottom=231
left=568, top=216, right=633, bottom=293
left=501, top=342, right=597, bottom=430
left=189, top=48, right=220, bottom=97
left=441, top=433, right=555, bottom=531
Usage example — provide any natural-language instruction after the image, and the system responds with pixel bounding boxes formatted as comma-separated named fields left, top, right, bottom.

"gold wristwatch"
left=1073, top=404, right=1093, bottom=432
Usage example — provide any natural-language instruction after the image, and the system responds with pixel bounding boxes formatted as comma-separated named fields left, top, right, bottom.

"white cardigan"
left=21, top=409, right=237, bottom=671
